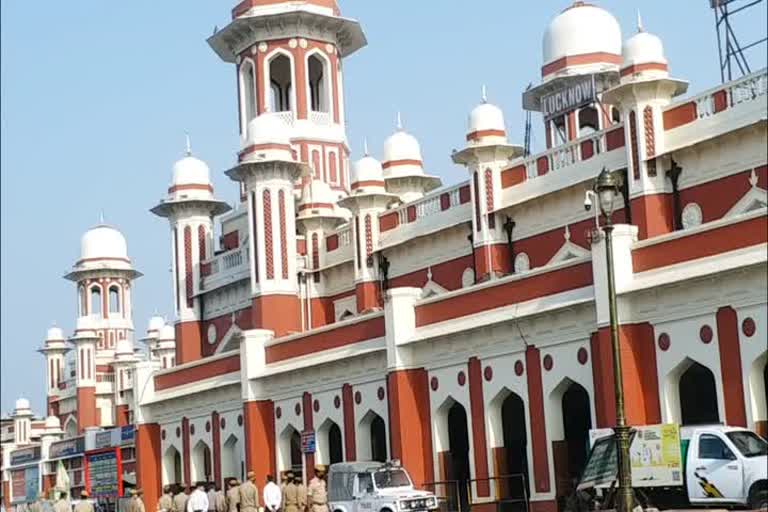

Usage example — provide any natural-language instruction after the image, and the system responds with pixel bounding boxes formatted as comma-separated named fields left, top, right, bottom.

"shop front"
left=8, top=446, right=42, bottom=510
left=48, top=436, right=86, bottom=498
left=84, top=426, right=136, bottom=512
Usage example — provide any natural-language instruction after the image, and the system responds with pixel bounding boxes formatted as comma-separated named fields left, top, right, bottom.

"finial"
left=481, top=84, right=488, bottom=103
left=99, top=211, right=105, bottom=225
left=363, top=138, right=369, bottom=156
left=564, top=224, right=571, bottom=241
left=185, top=132, right=192, bottom=156
left=396, top=111, right=403, bottom=131
left=749, top=168, right=758, bottom=188
left=637, top=10, right=644, bottom=32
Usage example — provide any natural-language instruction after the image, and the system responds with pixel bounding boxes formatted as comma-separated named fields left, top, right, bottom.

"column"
left=136, top=423, right=162, bottom=511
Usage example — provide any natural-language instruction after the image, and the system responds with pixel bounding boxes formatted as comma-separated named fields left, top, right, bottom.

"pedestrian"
left=173, top=486, right=189, bottom=512
left=282, top=473, right=298, bottom=512
left=214, top=486, right=226, bottom=512
left=294, top=476, right=306, bottom=512
left=133, top=490, right=147, bottom=512
left=206, top=485, right=217, bottom=512
left=74, top=491, right=94, bottom=512
left=187, top=483, right=209, bottom=512
left=158, top=486, right=174, bottom=512
left=307, top=466, right=328, bottom=512
left=238, top=472, right=259, bottom=512
left=53, top=492, right=70, bottom=512
left=262, top=475, right=281, bottom=512
left=279, top=472, right=288, bottom=494
left=29, top=496, right=42, bottom=512
left=226, top=480, right=240, bottom=512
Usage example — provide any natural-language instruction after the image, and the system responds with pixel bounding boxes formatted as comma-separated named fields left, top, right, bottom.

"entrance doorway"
left=221, top=435, right=243, bottom=482
left=447, top=402, right=470, bottom=512
left=561, top=383, right=592, bottom=485
left=358, top=411, right=387, bottom=462
left=501, top=393, right=529, bottom=499
left=679, top=362, right=719, bottom=425
left=329, top=423, right=343, bottom=463
left=162, top=446, right=182, bottom=486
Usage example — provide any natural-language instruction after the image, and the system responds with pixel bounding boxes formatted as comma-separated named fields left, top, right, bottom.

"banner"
left=25, top=467, right=40, bottom=502
left=541, top=75, right=596, bottom=120
left=10, top=446, right=41, bottom=466
left=88, top=451, right=119, bottom=497
left=50, top=436, right=85, bottom=459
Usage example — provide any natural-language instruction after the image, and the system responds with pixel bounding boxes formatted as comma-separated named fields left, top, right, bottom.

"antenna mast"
left=710, top=0, right=767, bottom=83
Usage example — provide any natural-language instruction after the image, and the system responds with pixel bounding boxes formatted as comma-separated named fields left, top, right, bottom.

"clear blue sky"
left=1, top=0, right=765, bottom=416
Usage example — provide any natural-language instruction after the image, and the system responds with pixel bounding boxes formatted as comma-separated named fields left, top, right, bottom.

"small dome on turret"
left=158, top=324, right=175, bottom=342
left=46, top=327, right=66, bottom=341
left=147, top=315, right=165, bottom=334
left=172, top=155, right=211, bottom=189
left=620, top=16, right=670, bottom=83
left=81, top=224, right=128, bottom=262
left=239, top=113, right=294, bottom=163
left=45, top=416, right=61, bottom=429
left=15, top=398, right=30, bottom=412
left=467, top=88, right=508, bottom=146
left=382, top=115, right=423, bottom=167
left=115, top=337, right=134, bottom=357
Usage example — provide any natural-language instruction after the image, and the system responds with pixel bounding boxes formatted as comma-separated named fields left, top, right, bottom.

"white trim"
left=239, top=58, right=257, bottom=135
left=264, top=48, right=297, bottom=117
left=305, top=48, right=333, bottom=119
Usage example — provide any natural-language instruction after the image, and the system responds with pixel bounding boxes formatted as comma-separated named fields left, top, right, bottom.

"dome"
left=115, top=337, right=134, bottom=356
left=467, top=96, right=508, bottom=146
left=45, top=416, right=61, bottom=429
left=542, top=2, right=621, bottom=78
left=46, top=327, right=65, bottom=341
left=147, top=315, right=165, bottom=334
left=382, top=130, right=423, bottom=165
left=80, top=224, right=128, bottom=262
left=15, top=398, right=30, bottom=411
left=300, top=178, right=336, bottom=206
left=172, top=155, right=211, bottom=188
left=351, top=155, right=385, bottom=185
left=158, top=324, right=175, bottom=341
left=621, top=28, right=669, bottom=83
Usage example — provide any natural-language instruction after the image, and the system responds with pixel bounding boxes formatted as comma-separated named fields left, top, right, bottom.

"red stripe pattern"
left=279, top=190, right=289, bottom=279
left=184, top=226, right=193, bottom=307
left=263, top=189, right=274, bottom=279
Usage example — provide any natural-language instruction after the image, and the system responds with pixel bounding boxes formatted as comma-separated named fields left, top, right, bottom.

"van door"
left=355, top=473, right=374, bottom=512
left=687, top=432, right=745, bottom=504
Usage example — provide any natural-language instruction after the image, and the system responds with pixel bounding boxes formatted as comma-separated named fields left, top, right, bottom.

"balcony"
left=201, top=246, right=250, bottom=292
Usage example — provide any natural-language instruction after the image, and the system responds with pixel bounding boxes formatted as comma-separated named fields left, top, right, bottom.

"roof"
left=329, top=461, right=385, bottom=473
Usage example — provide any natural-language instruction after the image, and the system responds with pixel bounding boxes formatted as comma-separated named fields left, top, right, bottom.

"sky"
left=1, top=0, right=766, bottom=416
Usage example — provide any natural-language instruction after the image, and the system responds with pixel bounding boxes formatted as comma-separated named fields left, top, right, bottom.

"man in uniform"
left=225, top=480, right=240, bottom=512
left=158, top=487, right=174, bottom=512
left=206, top=486, right=217, bottom=512
left=282, top=473, right=299, bottom=512
left=53, top=491, right=71, bottom=512
left=307, top=466, right=328, bottom=512
left=173, top=487, right=189, bottom=512
left=294, top=476, right=306, bottom=512
left=238, top=472, right=259, bottom=512
left=29, top=495, right=43, bottom=512
left=74, top=491, right=93, bottom=512
left=214, top=487, right=226, bottom=512
left=133, top=490, right=146, bottom=512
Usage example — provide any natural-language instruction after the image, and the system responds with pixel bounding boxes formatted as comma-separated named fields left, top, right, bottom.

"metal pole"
left=604, top=224, right=633, bottom=512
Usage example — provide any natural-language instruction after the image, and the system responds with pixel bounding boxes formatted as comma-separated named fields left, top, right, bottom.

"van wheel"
left=749, top=489, right=768, bottom=510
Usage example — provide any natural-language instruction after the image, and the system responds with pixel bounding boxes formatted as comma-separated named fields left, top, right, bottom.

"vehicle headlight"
left=428, top=498, right=438, bottom=509
left=398, top=500, right=411, bottom=511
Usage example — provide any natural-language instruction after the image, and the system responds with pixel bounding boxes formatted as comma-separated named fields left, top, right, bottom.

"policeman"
left=294, top=476, right=307, bottom=512
left=158, top=486, right=174, bottom=512
left=307, top=466, right=328, bottom=512
left=173, top=486, right=189, bottom=512
left=29, top=495, right=43, bottom=512
left=225, top=480, right=240, bottom=512
left=239, top=472, right=260, bottom=512
left=74, top=491, right=94, bottom=512
left=214, top=487, right=226, bottom=512
left=133, top=489, right=147, bottom=512
left=53, top=491, right=71, bottom=512
left=282, top=473, right=299, bottom=512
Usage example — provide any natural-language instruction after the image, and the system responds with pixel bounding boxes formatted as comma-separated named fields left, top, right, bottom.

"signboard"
left=578, top=434, right=618, bottom=490
left=11, top=470, right=26, bottom=503
left=50, top=436, right=86, bottom=459
left=25, top=467, right=40, bottom=502
left=301, top=431, right=316, bottom=454
left=583, top=424, right=683, bottom=489
left=88, top=451, right=119, bottom=498
left=541, top=76, right=596, bottom=120
left=10, top=446, right=41, bottom=466
left=120, top=425, right=135, bottom=444
left=94, top=430, right=114, bottom=450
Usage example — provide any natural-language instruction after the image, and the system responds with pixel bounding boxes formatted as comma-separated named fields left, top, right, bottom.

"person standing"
left=173, top=487, right=189, bottom=512
left=282, top=474, right=299, bottom=512
left=206, top=486, right=217, bottom=512
left=187, top=484, right=209, bottom=512
left=53, top=492, right=70, bottom=512
left=262, top=476, right=281, bottom=512
left=74, top=492, right=93, bottom=512
left=225, top=480, right=240, bottom=512
left=213, top=487, right=226, bottom=512
left=133, top=490, right=147, bottom=512
left=307, top=466, right=328, bottom=512
left=294, top=477, right=306, bottom=512
left=158, top=487, right=174, bottom=512
left=238, top=473, right=259, bottom=512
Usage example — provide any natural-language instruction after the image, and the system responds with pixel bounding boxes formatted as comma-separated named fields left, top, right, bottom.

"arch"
left=240, top=58, right=257, bottom=133
left=578, top=106, right=599, bottom=137
left=78, top=285, right=86, bottom=316
left=748, top=352, right=768, bottom=427
left=267, top=51, right=293, bottom=113
left=666, top=358, right=720, bottom=425
left=306, top=50, right=331, bottom=114
left=191, top=440, right=212, bottom=484
left=64, top=416, right=77, bottom=438
left=357, top=410, right=387, bottom=462
left=221, top=434, right=244, bottom=482
left=316, top=418, right=343, bottom=465
left=549, top=379, right=592, bottom=494
left=109, top=285, right=120, bottom=314
left=441, top=399, right=470, bottom=512
left=278, top=425, right=303, bottom=476
left=489, top=387, right=530, bottom=500
left=90, top=285, right=102, bottom=317
left=163, top=445, right=183, bottom=486
left=339, top=310, right=355, bottom=322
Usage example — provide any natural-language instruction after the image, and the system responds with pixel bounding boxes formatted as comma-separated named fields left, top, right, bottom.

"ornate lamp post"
left=594, top=167, right=633, bottom=512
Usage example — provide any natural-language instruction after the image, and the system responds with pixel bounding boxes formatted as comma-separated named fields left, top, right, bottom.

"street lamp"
left=594, top=167, right=634, bottom=512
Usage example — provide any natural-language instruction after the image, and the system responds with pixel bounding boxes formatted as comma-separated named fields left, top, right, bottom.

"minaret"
left=139, top=314, right=166, bottom=362
left=339, top=147, right=398, bottom=313
left=155, top=324, right=178, bottom=370
left=208, top=0, right=367, bottom=195
left=113, top=336, right=137, bottom=426
left=151, top=141, right=231, bottom=364
left=12, top=398, right=34, bottom=445
left=38, top=326, right=70, bottom=417
left=453, top=89, right=524, bottom=281
left=381, top=114, right=441, bottom=203
left=226, top=113, right=309, bottom=336
left=70, top=321, right=99, bottom=432
left=602, top=18, right=688, bottom=240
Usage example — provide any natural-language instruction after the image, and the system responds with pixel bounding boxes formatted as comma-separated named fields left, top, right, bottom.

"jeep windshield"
left=726, top=431, right=768, bottom=457
left=373, top=468, right=411, bottom=488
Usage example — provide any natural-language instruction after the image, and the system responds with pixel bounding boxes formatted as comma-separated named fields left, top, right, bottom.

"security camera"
left=584, top=191, right=593, bottom=212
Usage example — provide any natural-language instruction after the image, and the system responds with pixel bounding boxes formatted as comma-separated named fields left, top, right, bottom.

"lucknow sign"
left=541, top=76, right=597, bottom=120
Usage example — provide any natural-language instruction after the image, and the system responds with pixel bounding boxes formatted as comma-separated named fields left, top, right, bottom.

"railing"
left=339, top=227, right=352, bottom=247
left=204, top=247, right=248, bottom=277
left=727, top=70, right=768, bottom=106
left=309, top=110, right=332, bottom=125
left=260, top=110, right=294, bottom=127
left=391, top=183, right=466, bottom=226
left=523, top=129, right=608, bottom=178
left=96, top=372, right=115, bottom=383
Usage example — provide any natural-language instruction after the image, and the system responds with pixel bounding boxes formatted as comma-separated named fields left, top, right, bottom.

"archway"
left=680, top=362, right=719, bottom=425
left=269, top=54, right=292, bottom=112
left=163, top=446, right=182, bottom=486
left=561, top=383, right=592, bottom=487
left=279, top=426, right=304, bottom=477
left=307, top=53, right=329, bottom=113
left=221, top=435, right=243, bottom=482
left=357, top=411, right=387, bottom=462
left=501, top=392, right=529, bottom=499
left=317, top=419, right=343, bottom=464
left=64, top=417, right=77, bottom=438
left=191, top=440, right=212, bottom=484
left=447, top=402, right=470, bottom=512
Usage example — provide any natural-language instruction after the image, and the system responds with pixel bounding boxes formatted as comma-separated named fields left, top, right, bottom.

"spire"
left=396, top=111, right=403, bottom=131
left=481, top=84, right=488, bottom=103
left=637, top=9, right=644, bottom=32
left=99, top=211, right=105, bottom=225
left=363, top=137, right=369, bottom=156
left=185, top=132, right=192, bottom=156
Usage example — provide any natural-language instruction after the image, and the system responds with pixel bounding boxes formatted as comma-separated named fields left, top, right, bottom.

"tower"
left=12, top=398, right=33, bottom=445
left=70, top=323, right=99, bottom=432
left=38, top=326, right=70, bottom=417
left=225, top=113, right=309, bottom=335
left=381, top=115, right=441, bottom=203
left=453, top=91, right=524, bottom=281
left=151, top=145, right=231, bottom=364
left=208, top=0, right=367, bottom=195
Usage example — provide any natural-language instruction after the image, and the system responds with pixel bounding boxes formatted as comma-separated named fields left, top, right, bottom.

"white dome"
left=80, top=224, right=128, bottom=261
left=115, top=337, right=134, bottom=355
left=15, top=398, right=30, bottom=411
left=300, top=178, right=336, bottom=206
left=622, top=30, right=667, bottom=68
left=351, top=155, right=385, bottom=184
left=147, top=315, right=165, bottom=333
left=172, top=155, right=211, bottom=187
left=158, top=324, right=175, bottom=341
left=45, top=416, right=61, bottom=429
left=382, top=130, right=423, bottom=165
left=542, top=2, right=621, bottom=73
left=46, top=327, right=65, bottom=341
left=469, top=102, right=505, bottom=134
left=246, top=114, right=291, bottom=147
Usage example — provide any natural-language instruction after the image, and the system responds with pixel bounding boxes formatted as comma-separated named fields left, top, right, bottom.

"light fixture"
left=594, top=166, right=621, bottom=221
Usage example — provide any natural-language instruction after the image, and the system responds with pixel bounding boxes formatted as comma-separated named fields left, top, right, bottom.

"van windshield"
left=373, top=469, right=411, bottom=488
left=726, top=431, right=768, bottom=457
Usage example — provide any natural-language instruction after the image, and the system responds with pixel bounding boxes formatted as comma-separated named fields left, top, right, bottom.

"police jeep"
left=328, top=460, right=439, bottom=512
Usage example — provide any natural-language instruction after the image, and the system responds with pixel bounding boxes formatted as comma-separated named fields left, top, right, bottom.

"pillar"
left=468, top=357, right=490, bottom=498
left=243, top=400, right=275, bottom=487
left=136, top=423, right=162, bottom=511
left=525, top=347, right=550, bottom=494
left=212, top=411, right=222, bottom=488
left=175, top=322, right=203, bottom=365
left=115, top=405, right=130, bottom=427
left=342, top=384, right=356, bottom=461
left=716, top=306, right=747, bottom=427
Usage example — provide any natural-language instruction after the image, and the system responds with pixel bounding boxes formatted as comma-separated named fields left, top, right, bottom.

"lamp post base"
left=613, top=424, right=635, bottom=512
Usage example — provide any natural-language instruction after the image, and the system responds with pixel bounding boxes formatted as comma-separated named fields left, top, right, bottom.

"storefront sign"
left=94, top=430, right=114, bottom=450
left=10, top=467, right=39, bottom=503
left=88, top=451, right=120, bottom=498
left=120, top=425, right=135, bottom=444
left=50, top=436, right=86, bottom=459
left=541, top=76, right=596, bottom=120
left=10, top=446, right=41, bottom=466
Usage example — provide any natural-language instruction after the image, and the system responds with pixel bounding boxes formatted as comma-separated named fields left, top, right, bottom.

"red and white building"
left=5, top=1, right=768, bottom=512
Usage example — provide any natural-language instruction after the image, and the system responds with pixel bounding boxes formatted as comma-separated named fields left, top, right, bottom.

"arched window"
left=90, top=286, right=102, bottom=317
left=551, top=115, right=567, bottom=146
left=79, top=286, right=86, bottom=316
left=578, top=106, right=599, bottom=137
left=109, top=285, right=120, bottom=314
left=307, top=53, right=329, bottom=113
left=269, top=54, right=292, bottom=112
left=612, top=107, right=622, bottom=124
left=240, top=60, right=257, bottom=132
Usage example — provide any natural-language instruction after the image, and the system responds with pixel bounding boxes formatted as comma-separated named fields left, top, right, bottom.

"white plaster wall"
left=737, top=303, right=768, bottom=428
left=218, top=408, right=246, bottom=482
left=188, top=413, right=214, bottom=483
left=312, top=387, right=346, bottom=465
left=353, top=378, right=389, bottom=461
left=273, top=395, right=306, bottom=477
